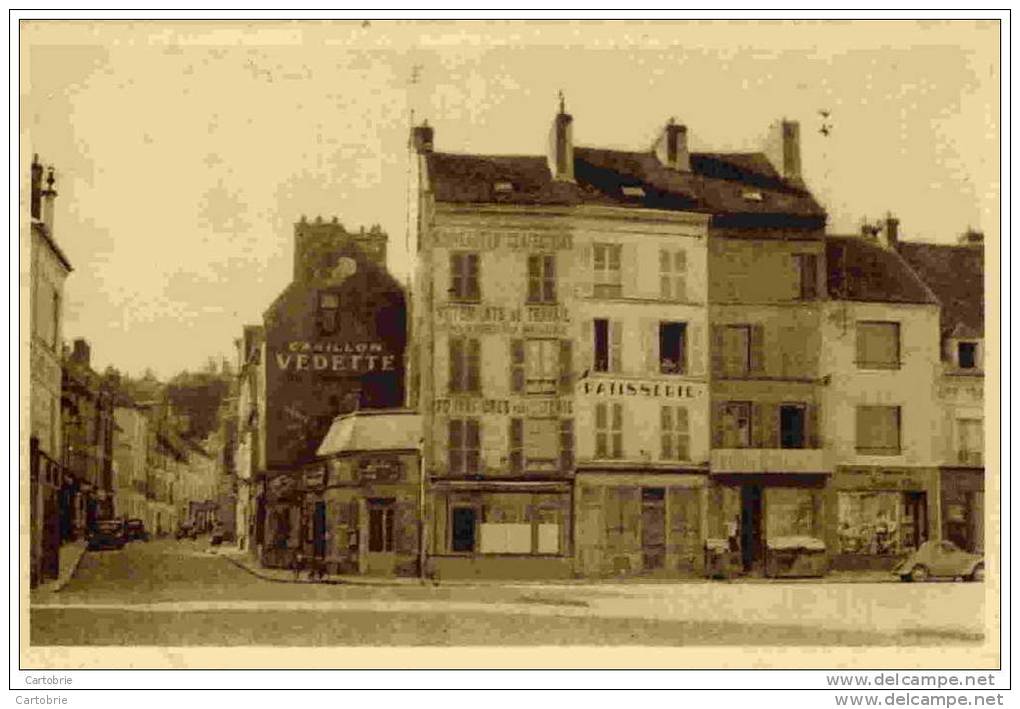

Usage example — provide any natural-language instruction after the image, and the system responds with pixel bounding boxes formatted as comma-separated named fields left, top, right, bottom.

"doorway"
left=312, top=500, right=327, bottom=559
left=902, top=492, right=928, bottom=551
left=641, top=488, right=666, bottom=571
left=366, top=498, right=396, bottom=575
left=740, top=484, right=764, bottom=572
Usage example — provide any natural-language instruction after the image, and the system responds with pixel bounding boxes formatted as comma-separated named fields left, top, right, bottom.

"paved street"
left=30, top=538, right=986, bottom=647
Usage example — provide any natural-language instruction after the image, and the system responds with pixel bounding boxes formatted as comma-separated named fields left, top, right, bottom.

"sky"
left=21, top=19, right=999, bottom=379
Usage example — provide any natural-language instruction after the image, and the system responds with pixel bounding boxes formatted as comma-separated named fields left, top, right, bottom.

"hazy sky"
left=22, top=19, right=999, bottom=379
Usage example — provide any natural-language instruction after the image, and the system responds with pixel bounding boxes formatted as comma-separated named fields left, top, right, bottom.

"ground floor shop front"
left=940, top=467, right=984, bottom=553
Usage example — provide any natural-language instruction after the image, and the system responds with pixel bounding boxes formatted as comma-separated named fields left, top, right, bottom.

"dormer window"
left=621, top=185, right=645, bottom=198
left=958, top=341, right=978, bottom=369
left=742, top=190, right=764, bottom=202
left=318, top=292, right=340, bottom=335
left=493, top=181, right=514, bottom=193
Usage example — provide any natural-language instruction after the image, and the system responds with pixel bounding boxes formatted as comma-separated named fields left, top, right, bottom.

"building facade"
left=113, top=400, right=149, bottom=523
left=28, top=155, right=72, bottom=586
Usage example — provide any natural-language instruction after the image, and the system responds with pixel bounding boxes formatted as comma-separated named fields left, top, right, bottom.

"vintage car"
left=893, top=540, right=984, bottom=582
left=87, top=519, right=127, bottom=551
left=175, top=522, right=198, bottom=541
left=209, top=522, right=226, bottom=546
left=123, top=518, right=150, bottom=542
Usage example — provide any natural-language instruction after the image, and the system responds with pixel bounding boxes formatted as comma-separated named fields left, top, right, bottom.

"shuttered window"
left=527, top=254, right=556, bottom=303
left=856, top=321, right=900, bottom=369
left=720, top=402, right=752, bottom=448
left=717, top=324, right=764, bottom=377
left=659, top=321, right=687, bottom=374
left=855, top=406, right=901, bottom=456
left=595, top=402, right=624, bottom=459
left=660, top=249, right=687, bottom=301
left=511, top=339, right=572, bottom=394
left=449, top=337, right=481, bottom=393
left=449, top=252, right=480, bottom=301
left=559, top=418, right=574, bottom=472
left=796, top=253, right=818, bottom=300
left=593, top=318, right=623, bottom=373
left=594, top=243, right=622, bottom=298
left=448, top=418, right=481, bottom=474
left=509, top=418, right=524, bottom=473
left=660, top=406, right=691, bottom=461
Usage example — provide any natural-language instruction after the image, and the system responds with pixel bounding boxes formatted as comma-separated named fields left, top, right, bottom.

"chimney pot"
left=655, top=118, right=690, bottom=172
left=411, top=122, right=434, bottom=154
left=547, top=99, right=575, bottom=182
left=766, top=119, right=802, bottom=183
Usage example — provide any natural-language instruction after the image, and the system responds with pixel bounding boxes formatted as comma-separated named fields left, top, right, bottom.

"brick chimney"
left=411, top=121, right=434, bottom=154
left=654, top=118, right=690, bottom=172
left=71, top=338, right=91, bottom=366
left=547, top=93, right=574, bottom=182
left=766, top=119, right=802, bottom=184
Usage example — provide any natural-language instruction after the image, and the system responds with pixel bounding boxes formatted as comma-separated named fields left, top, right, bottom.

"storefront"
left=940, top=467, right=984, bottom=553
left=826, top=466, right=939, bottom=570
left=574, top=469, right=706, bottom=578
left=315, top=410, right=422, bottom=577
left=261, top=471, right=304, bottom=569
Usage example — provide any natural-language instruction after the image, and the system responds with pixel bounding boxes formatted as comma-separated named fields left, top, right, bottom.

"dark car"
left=210, top=522, right=225, bottom=546
left=175, top=522, right=198, bottom=541
left=124, top=518, right=150, bottom=542
left=893, top=540, right=984, bottom=582
left=87, top=519, right=126, bottom=551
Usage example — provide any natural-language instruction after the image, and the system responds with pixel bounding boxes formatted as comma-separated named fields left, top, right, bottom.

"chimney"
left=411, top=121, right=434, bottom=154
left=30, top=154, right=43, bottom=220
left=959, top=228, right=984, bottom=246
left=766, top=119, right=802, bottom=184
left=883, top=213, right=900, bottom=249
left=71, top=338, right=91, bottom=366
left=654, top=118, right=690, bottom=172
left=547, top=93, right=574, bottom=182
left=41, top=166, right=58, bottom=234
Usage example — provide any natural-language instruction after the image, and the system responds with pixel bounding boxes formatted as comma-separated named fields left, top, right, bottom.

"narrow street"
left=29, top=538, right=986, bottom=647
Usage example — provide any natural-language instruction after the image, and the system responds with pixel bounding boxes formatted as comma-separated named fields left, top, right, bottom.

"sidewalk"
left=213, top=546, right=894, bottom=588
left=38, top=540, right=88, bottom=593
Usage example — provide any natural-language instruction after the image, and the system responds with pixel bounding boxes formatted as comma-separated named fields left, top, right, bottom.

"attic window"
left=742, top=190, right=764, bottom=202
left=493, top=181, right=514, bottom=193
left=621, top=185, right=645, bottom=198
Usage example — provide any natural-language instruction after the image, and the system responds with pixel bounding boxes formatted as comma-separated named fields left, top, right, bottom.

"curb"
left=217, top=552, right=440, bottom=588
left=52, top=543, right=88, bottom=593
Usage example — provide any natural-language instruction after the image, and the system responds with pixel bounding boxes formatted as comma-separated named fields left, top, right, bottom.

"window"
left=780, top=404, right=806, bottom=449
left=796, top=253, right=819, bottom=300
left=527, top=254, right=556, bottom=303
left=856, top=321, right=900, bottom=369
left=448, top=337, right=481, bottom=393
left=957, top=418, right=983, bottom=466
left=660, top=249, right=687, bottom=301
left=765, top=488, right=818, bottom=539
left=595, top=402, right=623, bottom=459
left=318, top=292, right=340, bottom=335
left=449, top=252, right=480, bottom=301
left=837, top=491, right=927, bottom=555
left=593, top=318, right=622, bottom=373
left=721, top=325, right=751, bottom=377
left=524, top=340, right=558, bottom=394
left=721, top=402, right=752, bottom=448
left=957, top=341, right=978, bottom=369
left=660, top=406, right=690, bottom=460
left=476, top=493, right=564, bottom=555
left=659, top=322, right=687, bottom=374
left=856, top=405, right=902, bottom=455
left=448, top=418, right=481, bottom=475
left=451, top=507, right=477, bottom=552
left=367, top=500, right=395, bottom=552
left=594, top=243, right=622, bottom=298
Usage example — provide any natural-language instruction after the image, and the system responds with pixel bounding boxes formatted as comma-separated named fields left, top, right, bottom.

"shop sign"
left=435, top=227, right=572, bottom=252
left=356, top=456, right=404, bottom=483
left=840, top=468, right=928, bottom=491
left=433, top=397, right=573, bottom=416
left=580, top=379, right=703, bottom=399
left=436, top=304, right=569, bottom=336
left=274, top=340, right=396, bottom=373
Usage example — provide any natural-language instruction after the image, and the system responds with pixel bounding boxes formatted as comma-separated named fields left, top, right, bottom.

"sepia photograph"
left=13, top=10, right=1005, bottom=698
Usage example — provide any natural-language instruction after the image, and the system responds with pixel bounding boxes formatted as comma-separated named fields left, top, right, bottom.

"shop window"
left=448, top=418, right=481, bottom=475
left=367, top=500, right=395, bottom=552
left=527, top=254, right=556, bottom=303
left=660, top=249, right=687, bottom=301
left=957, top=418, right=983, bottom=466
left=660, top=406, right=690, bottom=460
left=593, top=243, right=622, bottom=298
left=796, top=253, right=818, bottom=300
left=780, top=404, right=806, bottom=449
left=595, top=402, right=624, bottom=459
left=477, top=494, right=563, bottom=555
left=720, top=325, right=751, bottom=377
left=318, top=292, right=340, bottom=335
left=449, top=252, right=480, bottom=302
left=451, top=507, right=477, bottom=552
left=659, top=322, right=687, bottom=374
left=448, top=337, right=481, bottom=393
left=855, top=405, right=901, bottom=456
left=720, top=402, right=752, bottom=448
left=765, top=487, right=818, bottom=539
left=837, top=491, right=927, bottom=555
left=593, top=318, right=622, bottom=373
left=856, top=321, right=900, bottom=369
left=957, top=341, right=978, bottom=369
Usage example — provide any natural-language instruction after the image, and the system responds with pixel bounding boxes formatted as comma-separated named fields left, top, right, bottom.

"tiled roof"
left=897, top=241, right=984, bottom=338
left=826, top=235, right=938, bottom=305
left=425, top=148, right=826, bottom=222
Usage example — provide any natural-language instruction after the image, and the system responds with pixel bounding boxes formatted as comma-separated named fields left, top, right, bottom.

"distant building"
left=113, top=396, right=149, bottom=523
left=28, top=155, right=72, bottom=586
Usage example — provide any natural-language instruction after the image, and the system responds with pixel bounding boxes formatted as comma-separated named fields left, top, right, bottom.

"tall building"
left=28, top=155, right=72, bottom=586
left=113, top=396, right=150, bottom=523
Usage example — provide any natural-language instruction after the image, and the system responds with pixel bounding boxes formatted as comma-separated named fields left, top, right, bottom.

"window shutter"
left=466, top=253, right=480, bottom=301
left=558, top=339, right=573, bottom=394
left=559, top=418, right=574, bottom=473
left=543, top=255, right=556, bottom=302
left=611, top=402, right=624, bottom=458
left=711, top=401, right=724, bottom=448
left=449, top=254, right=463, bottom=299
left=509, top=418, right=523, bottom=474
left=688, top=322, right=703, bottom=376
left=622, top=243, right=638, bottom=297
left=510, top=339, right=525, bottom=393
left=581, top=318, right=595, bottom=375
left=643, top=319, right=658, bottom=375
left=659, top=249, right=671, bottom=300
left=449, top=337, right=463, bottom=393
left=751, top=402, right=766, bottom=449
left=710, top=326, right=726, bottom=377
left=610, top=319, right=623, bottom=373
left=466, top=419, right=481, bottom=473
left=764, top=404, right=780, bottom=448
left=806, top=403, right=819, bottom=449
left=577, top=244, right=593, bottom=298
left=448, top=419, right=463, bottom=473
left=749, top=324, right=766, bottom=375
left=467, top=339, right=481, bottom=393
left=527, top=255, right=541, bottom=302
left=660, top=406, right=673, bottom=459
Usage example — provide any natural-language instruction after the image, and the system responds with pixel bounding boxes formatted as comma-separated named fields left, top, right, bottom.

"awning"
left=316, top=409, right=422, bottom=458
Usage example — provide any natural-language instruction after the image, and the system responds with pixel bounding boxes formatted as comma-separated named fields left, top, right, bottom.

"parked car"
left=123, top=518, right=150, bottom=542
left=175, top=522, right=198, bottom=541
left=210, top=522, right=225, bottom=546
left=87, top=519, right=126, bottom=551
left=893, top=540, right=984, bottom=582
